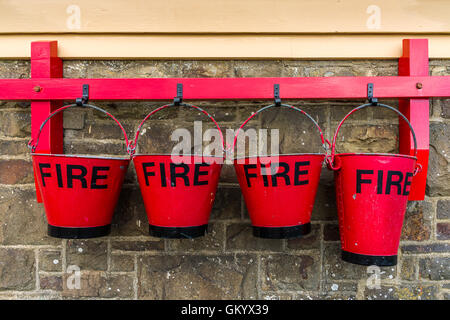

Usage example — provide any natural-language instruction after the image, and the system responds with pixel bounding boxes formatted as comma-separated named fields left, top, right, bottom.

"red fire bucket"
left=129, top=103, right=224, bottom=238
left=233, top=104, right=328, bottom=239
left=28, top=104, right=130, bottom=239
left=327, top=103, right=420, bottom=266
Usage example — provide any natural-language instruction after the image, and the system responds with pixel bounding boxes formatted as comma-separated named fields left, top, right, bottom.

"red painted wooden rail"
left=1, top=39, right=448, bottom=201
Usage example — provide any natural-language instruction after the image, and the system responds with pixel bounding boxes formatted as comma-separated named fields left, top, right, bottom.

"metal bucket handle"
left=28, top=103, right=130, bottom=154
left=128, top=103, right=226, bottom=156
left=327, top=103, right=419, bottom=174
left=232, top=103, right=330, bottom=152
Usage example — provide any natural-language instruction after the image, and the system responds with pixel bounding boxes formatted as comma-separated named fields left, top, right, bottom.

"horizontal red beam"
left=1, top=76, right=450, bottom=101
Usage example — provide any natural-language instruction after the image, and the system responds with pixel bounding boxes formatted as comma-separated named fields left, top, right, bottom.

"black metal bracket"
left=367, top=83, right=378, bottom=106
left=274, top=84, right=281, bottom=106
left=76, top=84, right=89, bottom=106
left=173, top=83, right=183, bottom=106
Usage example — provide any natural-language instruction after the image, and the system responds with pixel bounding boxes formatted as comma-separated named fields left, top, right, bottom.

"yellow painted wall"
left=0, top=0, right=449, bottom=59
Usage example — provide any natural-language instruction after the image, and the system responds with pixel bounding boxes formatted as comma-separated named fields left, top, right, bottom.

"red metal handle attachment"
left=327, top=103, right=419, bottom=173
left=129, top=103, right=225, bottom=156
left=233, top=103, right=330, bottom=152
left=28, top=103, right=130, bottom=154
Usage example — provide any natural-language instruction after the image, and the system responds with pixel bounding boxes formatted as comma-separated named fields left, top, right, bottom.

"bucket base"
left=48, top=224, right=111, bottom=239
left=252, top=223, right=311, bottom=239
left=149, top=224, right=208, bottom=239
left=342, top=250, right=397, bottom=266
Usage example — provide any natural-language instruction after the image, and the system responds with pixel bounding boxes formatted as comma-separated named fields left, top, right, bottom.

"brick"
left=64, top=140, right=127, bottom=155
left=401, top=243, right=450, bottom=254
left=0, top=110, right=31, bottom=137
left=437, top=223, right=450, bottom=240
left=261, top=253, right=320, bottom=291
left=137, top=254, right=257, bottom=299
left=0, top=188, right=59, bottom=245
left=0, top=248, right=35, bottom=290
left=311, top=170, right=338, bottom=221
left=225, top=223, right=283, bottom=251
left=332, top=124, right=398, bottom=154
left=62, top=272, right=134, bottom=299
left=401, top=201, right=432, bottom=241
left=260, top=292, right=293, bottom=300
left=167, top=222, right=224, bottom=252
left=419, top=257, right=450, bottom=280
left=323, top=223, right=340, bottom=241
left=219, top=164, right=238, bottom=183
left=365, top=284, right=438, bottom=300
left=0, top=140, right=30, bottom=155
left=322, top=281, right=358, bottom=293
left=295, top=292, right=357, bottom=300
left=400, top=256, right=417, bottom=281
left=259, top=105, right=328, bottom=154
left=111, top=187, right=149, bottom=237
left=0, top=159, right=34, bottom=184
left=111, top=254, right=135, bottom=272
left=323, top=243, right=367, bottom=280
left=40, top=275, right=63, bottom=291
left=63, top=109, right=85, bottom=130
left=437, top=200, right=450, bottom=219
left=233, top=61, right=282, bottom=78
left=210, top=187, right=242, bottom=220
left=427, top=122, right=450, bottom=196
left=0, top=61, right=30, bottom=79
left=66, top=240, right=108, bottom=271
left=39, top=249, right=62, bottom=272
left=286, top=224, right=321, bottom=250
left=111, top=239, right=164, bottom=252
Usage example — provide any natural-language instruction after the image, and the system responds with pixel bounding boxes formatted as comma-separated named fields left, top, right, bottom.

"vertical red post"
left=31, top=41, right=63, bottom=202
left=399, top=39, right=429, bottom=201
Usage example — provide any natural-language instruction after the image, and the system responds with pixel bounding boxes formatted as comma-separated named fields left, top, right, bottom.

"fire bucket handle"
left=232, top=103, right=330, bottom=152
left=327, top=103, right=419, bottom=172
left=129, top=103, right=226, bottom=156
left=28, top=103, right=130, bottom=154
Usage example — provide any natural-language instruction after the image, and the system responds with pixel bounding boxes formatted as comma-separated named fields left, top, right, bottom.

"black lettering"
left=170, top=163, right=190, bottom=187
left=244, top=164, right=257, bottom=188
left=377, top=170, right=383, bottom=194
left=294, top=161, right=309, bottom=186
left=160, top=163, right=167, bottom=187
left=38, top=163, right=51, bottom=187
left=193, top=163, right=210, bottom=186
left=91, top=166, right=109, bottom=189
left=403, top=172, right=414, bottom=196
left=356, top=169, right=373, bottom=193
left=271, top=162, right=290, bottom=187
left=55, top=164, right=63, bottom=188
left=142, top=162, right=155, bottom=186
left=67, top=165, right=88, bottom=189
left=385, top=171, right=404, bottom=195
left=260, top=163, right=269, bottom=187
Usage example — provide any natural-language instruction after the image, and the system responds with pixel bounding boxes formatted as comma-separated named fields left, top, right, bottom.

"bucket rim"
left=234, top=153, right=326, bottom=160
left=31, top=153, right=131, bottom=161
left=132, top=153, right=225, bottom=159
left=334, top=152, right=417, bottom=160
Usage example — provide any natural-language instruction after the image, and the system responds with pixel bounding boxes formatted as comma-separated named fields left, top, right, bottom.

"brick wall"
left=0, top=59, right=448, bottom=300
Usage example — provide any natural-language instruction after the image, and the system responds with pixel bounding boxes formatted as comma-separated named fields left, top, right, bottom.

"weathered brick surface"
left=137, top=255, right=257, bottom=299
left=0, top=59, right=449, bottom=300
left=0, top=248, right=35, bottom=290
left=437, top=199, right=450, bottom=219
left=419, top=257, right=450, bottom=281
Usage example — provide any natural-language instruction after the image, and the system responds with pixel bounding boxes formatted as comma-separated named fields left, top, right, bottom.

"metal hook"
left=274, top=84, right=281, bottom=107
left=173, top=83, right=183, bottom=106
left=367, top=83, right=378, bottom=106
left=76, top=84, right=89, bottom=106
